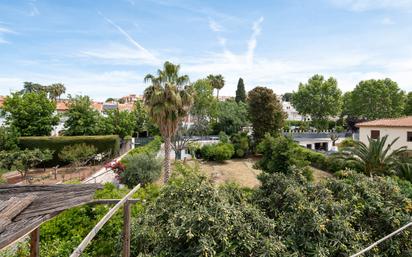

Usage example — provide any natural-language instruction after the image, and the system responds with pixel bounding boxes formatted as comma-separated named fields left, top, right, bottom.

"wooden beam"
left=89, top=199, right=140, bottom=205
left=122, top=201, right=131, bottom=257
left=70, top=184, right=141, bottom=257
left=30, top=227, right=39, bottom=257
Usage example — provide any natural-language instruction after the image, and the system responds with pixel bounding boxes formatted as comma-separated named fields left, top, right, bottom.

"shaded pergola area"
left=0, top=184, right=102, bottom=256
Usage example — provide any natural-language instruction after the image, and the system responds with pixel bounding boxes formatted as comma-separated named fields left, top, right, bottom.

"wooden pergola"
left=0, top=184, right=140, bottom=257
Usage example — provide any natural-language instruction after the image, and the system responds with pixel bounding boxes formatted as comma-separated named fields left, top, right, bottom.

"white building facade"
left=357, top=117, right=412, bottom=153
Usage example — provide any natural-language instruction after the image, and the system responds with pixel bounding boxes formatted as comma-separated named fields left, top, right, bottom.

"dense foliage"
left=64, top=95, right=100, bottom=136
left=343, top=78, right=405, bottom=120
left=0, top=148, right=53, bottom=178
left=255, top=170, right=412, bottom=256
left=0, top=126, right=19, bottom=151
left=119, top=153, right=162, bottom=187
left=58, top=143, right=97, bottom=169
left=190, top=79, right=218, bottom=134
left=291, top=74, right=342, bottom=129
left=256, top=134, right=307, bottom=173
left=200, top=142, right=235, bottom=161
left=248, top=87, right=286, bottom=143
left=18, top=135, right=120, bottom=166
left=2, top=92, right=59, bottom=136
left=231, top=132, right=250, bottom=158
left=98, top=109, right=136, bottom=139
left=129, top=164, right=288, bottom=257
left=127, top=136, right=162, bottom=156
left=213, top=100, right=249, bottom=136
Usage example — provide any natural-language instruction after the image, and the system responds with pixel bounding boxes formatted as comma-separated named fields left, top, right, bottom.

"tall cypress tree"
left=235, top=78, right=246, bottom=103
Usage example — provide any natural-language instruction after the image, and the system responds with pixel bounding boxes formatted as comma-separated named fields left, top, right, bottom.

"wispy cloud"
left=28, top=1, right=40, bottom=16
left=0, top=25, right=15, bottom=44
left=97, top=12, right=160, bottom=65
left=328, top=0, right=412, bottom=11
left=208, top=19, right=223, bottom=32
left=246, top=16, right=264, bottom=65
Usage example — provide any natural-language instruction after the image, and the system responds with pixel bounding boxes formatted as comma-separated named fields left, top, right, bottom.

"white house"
left=356, top=117, right=412, bottom=153
left=282, top=101, right=310, bottom=121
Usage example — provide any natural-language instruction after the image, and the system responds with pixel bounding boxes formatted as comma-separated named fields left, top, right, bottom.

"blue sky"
left=0, top=0, right=412, bottom=100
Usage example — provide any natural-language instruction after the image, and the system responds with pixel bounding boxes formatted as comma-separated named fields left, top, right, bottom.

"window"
left=371, top=130, right=380, bottom=139
left=407, top=132, right=412, bottom=142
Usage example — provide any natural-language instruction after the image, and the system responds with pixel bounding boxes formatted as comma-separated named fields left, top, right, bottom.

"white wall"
left=359, top=127, right=412, bottom=150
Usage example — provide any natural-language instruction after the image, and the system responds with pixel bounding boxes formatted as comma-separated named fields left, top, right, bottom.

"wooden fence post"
left=122, top=201, right=131, bottom=257
left=30, top=227, right=39, bottom=257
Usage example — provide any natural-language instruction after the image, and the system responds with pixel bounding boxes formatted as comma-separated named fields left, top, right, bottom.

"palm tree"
left=207, top=74, right=225, bottom=100
left=342, top=135, right=407, bottom=177
left=143, top=61, right=194, bottom=183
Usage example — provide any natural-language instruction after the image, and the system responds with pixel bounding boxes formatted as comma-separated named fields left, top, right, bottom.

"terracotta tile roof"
left=92, top=102, right=103, bottom=112
left=356, top=116, right=412, bottom=128
left=0, top=96, right=5, bottom=108
left=118, top=103, right=134, bottom=112
left=56, top=100, right=69, bottom=112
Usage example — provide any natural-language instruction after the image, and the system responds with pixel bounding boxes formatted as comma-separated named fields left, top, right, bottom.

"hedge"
left=126, top=136, right=162, bottom=156
left=18, top=135, right=120, bottom=166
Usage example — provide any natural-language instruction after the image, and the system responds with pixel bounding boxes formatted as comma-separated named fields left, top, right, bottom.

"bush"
left=254, top=169, right=412, bottom=256
left=200, top=143, right=234, bottom=161
left=256, top=134, right=308, bottom=173
left=339, top=137, right=356, bottom=148
left=18, top=135, right=120, bottom=166
left=231, top=132, right=250, bottom=158
left=129, top=163, right=288, bottom=256
left=127, top=136, right=162, bottom=156
left=119, top=153, right=162, bottom=188
left=58, top=143, right=97, bottom=168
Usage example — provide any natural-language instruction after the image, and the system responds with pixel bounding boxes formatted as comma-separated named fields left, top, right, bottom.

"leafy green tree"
left=248, top=87, right=286, bottom=142
left=340, top=135, right=406, bottom=176
left=0, top=126, right=19, bottom=151
left=404, top=92, right=412, bottom=115
left=120, top=153, right=162, bottom=188
left=0, top=148, right=53, bottom=179
left=291, top=74, right=342, bottom=129
left=2, top=92, right=59, bottom=136
left=144, top=61, right=194, bottom=183
left=58, top=143, right=97, bottom=172
left=64, top=95, right=100, bottom=136
left=132, top=100, right=158, bottom=136
left=214, top=100, right=249, bottom=135
left=344, top=78, right=405, bottom=120
left=100, top=109, right=135, bottom=139
left=207, top=74, right=225, bottom=99
left=235, top=78, right=246, bottom=103
left=282, top=92, right=292, bottom=102
left=190, top=79, right=218, bottom=133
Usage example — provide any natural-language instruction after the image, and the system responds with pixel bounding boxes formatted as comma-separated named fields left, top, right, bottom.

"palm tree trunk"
left=163, top=136, right=171, bottom=183
left=216, top=89, right=220, bottom=100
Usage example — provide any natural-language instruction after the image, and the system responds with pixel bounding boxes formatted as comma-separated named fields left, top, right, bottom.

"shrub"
left=58, top=143, right=97, bottom=168
left=0, top=126, right=19, bottom=151
left=18, top=135, right=120, bottom=166
left=119, top=153, right=162, bottom=188
left=231, top=132, right=250, bottom=158
left=256, top=134, right=308, bottom=173
left=339, top=137, right=356, bottom=148
left=200, top=143, right=234, bottom=161
left=129, top=163, right=288, bottom=256
left=127, top=136, right=162, bottom=156
left=254, top=169, right=412, bottom=256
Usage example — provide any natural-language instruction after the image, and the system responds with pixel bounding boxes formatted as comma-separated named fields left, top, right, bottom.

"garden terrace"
left=0, top=184, right=102, bottom=251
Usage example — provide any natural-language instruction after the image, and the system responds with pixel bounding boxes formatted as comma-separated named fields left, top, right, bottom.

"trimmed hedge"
left=18, top=135, right=120, bottom=166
